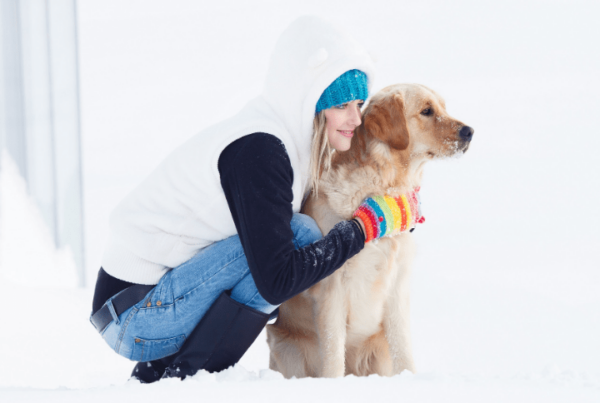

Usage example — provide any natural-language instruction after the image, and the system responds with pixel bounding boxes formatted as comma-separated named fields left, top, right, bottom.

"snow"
left=1, top=0, right=600, bottom=401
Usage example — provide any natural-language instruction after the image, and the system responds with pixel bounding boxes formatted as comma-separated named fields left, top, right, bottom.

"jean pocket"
left=131, top=334, right=186, bottom=362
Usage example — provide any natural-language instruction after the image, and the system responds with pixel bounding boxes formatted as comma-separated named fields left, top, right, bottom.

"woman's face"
left=323, top=100, right=364, bottom=151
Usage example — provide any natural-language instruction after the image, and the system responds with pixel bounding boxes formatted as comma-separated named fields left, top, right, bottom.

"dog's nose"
left=459, top=126, right=474, bottom=142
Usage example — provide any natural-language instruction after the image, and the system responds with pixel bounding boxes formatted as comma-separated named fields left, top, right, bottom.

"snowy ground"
left=1, top=0, right=600, bottom=401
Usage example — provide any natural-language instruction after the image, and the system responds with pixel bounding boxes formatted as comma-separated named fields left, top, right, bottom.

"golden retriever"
left=266, top=83, right=473, bottom=378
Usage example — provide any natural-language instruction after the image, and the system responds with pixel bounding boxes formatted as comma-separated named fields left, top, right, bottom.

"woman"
left=91, top=16, right=381, bottom=383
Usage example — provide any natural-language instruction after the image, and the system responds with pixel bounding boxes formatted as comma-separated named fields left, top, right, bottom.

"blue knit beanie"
left=315, top=70, right=368, bottom=114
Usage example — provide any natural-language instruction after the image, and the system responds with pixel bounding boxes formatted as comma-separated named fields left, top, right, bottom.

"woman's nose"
left=348, top=104, right=362, bottom=126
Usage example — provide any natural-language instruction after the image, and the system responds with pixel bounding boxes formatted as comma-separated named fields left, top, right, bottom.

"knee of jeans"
left=291, top=213, right=323, bottom=247
left=249, top=293, right=280, bottom=314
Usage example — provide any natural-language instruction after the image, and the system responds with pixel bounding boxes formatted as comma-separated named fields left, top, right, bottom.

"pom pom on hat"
left=316, top=69, right=368, bottom=114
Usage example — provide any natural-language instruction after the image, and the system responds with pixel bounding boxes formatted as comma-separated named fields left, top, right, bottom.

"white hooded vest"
left=102, top=16, right=376, bottom=284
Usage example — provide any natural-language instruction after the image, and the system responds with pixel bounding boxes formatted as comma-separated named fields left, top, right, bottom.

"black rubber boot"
left=131, top=358, right=171, bottom=383
left=162, top=291, right=270, bottom=380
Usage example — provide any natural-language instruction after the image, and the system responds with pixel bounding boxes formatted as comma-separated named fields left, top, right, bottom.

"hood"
left=262, top=16, right=376, bottom=173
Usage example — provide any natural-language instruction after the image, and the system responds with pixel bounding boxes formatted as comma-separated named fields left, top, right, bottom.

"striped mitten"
left=352, top=188, right=424, bottom=243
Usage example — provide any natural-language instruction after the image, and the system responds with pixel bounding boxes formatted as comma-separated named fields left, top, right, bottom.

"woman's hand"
left=352, top=189, right=424, bottom=243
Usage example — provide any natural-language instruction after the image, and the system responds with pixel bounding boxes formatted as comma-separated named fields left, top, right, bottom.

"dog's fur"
left=266, top=84, right=472, bottom=378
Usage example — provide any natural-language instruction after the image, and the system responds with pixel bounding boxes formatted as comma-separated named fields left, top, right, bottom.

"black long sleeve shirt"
left=217, top=133, right=364, bottom=305
left=92, top=132, right=364, bottom=311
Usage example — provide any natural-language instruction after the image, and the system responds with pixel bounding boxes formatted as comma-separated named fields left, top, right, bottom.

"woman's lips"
left=339, top=130, right=354, bottom=138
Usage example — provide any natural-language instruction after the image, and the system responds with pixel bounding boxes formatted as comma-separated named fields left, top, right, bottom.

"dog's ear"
left=363, top=94, right=409, bottom=150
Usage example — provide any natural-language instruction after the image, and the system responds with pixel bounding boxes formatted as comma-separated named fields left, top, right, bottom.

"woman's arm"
left=218, top=133, right=365, bottom=305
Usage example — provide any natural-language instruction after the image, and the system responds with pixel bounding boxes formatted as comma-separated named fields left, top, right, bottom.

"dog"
left=266, top=83, right=473, bottom=378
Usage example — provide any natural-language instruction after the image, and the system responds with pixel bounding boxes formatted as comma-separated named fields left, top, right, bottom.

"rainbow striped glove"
left=353, top=188, right=425, bottom=243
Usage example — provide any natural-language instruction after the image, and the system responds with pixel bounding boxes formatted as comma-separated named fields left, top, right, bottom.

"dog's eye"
left=421, top=108, right=433, bottom=116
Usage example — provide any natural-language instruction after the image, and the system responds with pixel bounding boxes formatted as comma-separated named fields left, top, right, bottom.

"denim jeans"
left=99, top=213, right=322, bottom=362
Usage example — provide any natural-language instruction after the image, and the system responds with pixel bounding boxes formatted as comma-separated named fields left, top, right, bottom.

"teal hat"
left=315, top=69, right=368, bottom=114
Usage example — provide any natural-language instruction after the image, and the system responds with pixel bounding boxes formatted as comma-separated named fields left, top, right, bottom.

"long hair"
left=308, top=111, right=333, bottom=197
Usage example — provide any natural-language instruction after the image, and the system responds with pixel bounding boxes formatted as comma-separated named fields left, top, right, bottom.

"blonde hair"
left=308, top=111, right=333, bottom=197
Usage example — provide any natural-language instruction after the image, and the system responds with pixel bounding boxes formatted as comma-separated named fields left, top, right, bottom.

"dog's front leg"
left=384, top=286, right=416, bottom=374
left=312, top=272, right=347, bottom=378
left=384, top=246, right=416, bottom=374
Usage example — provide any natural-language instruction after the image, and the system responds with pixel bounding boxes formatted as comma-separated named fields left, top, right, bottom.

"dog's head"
left=357, top=84, right=473, bottom=164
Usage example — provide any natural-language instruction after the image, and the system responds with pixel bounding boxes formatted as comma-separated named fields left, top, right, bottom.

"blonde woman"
left=91, top=16, right=374, bottom=382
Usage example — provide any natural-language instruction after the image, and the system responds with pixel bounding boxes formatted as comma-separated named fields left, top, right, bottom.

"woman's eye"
left=358, top=102, right=365, bottom=109
left=334, top=103, right=347, bottom=109
left=421, top=108, right=433, bottom=116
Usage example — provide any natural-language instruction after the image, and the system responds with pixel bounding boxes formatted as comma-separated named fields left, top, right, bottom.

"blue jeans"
left=99, top=213, right=322, bottom=362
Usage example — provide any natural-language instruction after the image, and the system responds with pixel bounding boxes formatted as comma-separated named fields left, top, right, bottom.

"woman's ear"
left=363, top=94, right=409, bottom=150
